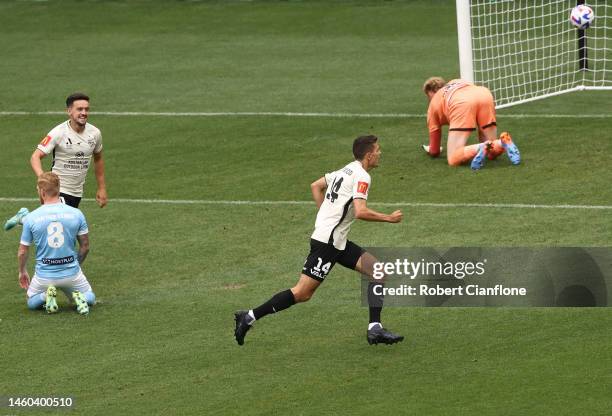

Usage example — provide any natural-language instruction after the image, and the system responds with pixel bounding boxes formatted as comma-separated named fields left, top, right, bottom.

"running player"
left=422, top=77, right=521, bottom=170
left=234, top=135, right=404, bottom=346
left=5, top=92, right=107, bottom=230
left=18, top=172, right=95, bottom=315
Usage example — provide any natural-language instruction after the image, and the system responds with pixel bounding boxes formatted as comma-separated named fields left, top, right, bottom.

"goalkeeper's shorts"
left=448, top=86, right=496, bottom=132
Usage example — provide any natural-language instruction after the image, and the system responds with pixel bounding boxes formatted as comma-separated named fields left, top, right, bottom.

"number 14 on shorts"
left=313, top=257, right=331, bottom=274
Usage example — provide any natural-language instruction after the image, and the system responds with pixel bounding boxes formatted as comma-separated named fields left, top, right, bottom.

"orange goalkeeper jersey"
left=427, top=79, right=496, bottom=133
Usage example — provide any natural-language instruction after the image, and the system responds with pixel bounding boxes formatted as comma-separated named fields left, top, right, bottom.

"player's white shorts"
left=27, top=270, right=92, bottom=298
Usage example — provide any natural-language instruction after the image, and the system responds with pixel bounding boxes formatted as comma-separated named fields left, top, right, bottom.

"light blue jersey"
left=20, top=203, right=88, bottom=279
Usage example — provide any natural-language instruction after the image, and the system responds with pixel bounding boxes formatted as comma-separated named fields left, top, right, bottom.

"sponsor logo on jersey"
left=75, top=151, right=85, bottom=158
left=42, top=255, right=75, bottom=265
left=357, top=181, right=369, bottom=194
left=40, top=136, right=52, bottom=146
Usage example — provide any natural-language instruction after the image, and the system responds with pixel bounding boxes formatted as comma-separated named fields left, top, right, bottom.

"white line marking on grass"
left=0, top=111, right=610, bottom=118
left=0, top=198, right=39, bottom=202
left=1, top=197, right=611, bottom=210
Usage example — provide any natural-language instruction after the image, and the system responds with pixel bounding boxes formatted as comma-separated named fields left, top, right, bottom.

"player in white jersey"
left=4, top=92, right=107, bottom=230
left=18, top=172, right=95, bottom=315
left=235, top=135, right=404, bottom=346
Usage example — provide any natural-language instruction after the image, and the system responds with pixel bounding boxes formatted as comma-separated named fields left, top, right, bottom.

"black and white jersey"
left=37, top=121, right=103, bottom=197
left=311, top=160, right=371, bottom=250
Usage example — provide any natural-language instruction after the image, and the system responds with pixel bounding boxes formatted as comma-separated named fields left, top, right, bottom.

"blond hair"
left=37, top=172, right=60, bottom=197
left=422, top=77, right=446, bottom=96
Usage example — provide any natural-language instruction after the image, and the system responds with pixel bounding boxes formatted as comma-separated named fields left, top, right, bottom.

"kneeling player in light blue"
left=17, top=172, right=96, bottom=315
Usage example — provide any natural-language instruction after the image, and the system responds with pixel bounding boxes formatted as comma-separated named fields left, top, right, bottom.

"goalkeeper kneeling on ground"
left=421, top=77, right=521, bottom=170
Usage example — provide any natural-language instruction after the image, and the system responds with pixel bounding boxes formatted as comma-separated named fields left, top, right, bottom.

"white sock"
left=247, top=310, right=256, bottom=324
left=368, top=322, right=382, bottom=330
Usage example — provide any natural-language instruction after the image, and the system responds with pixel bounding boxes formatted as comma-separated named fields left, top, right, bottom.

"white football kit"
left=311, top=160, right=371, bottom=250
left=37, top=121, right=103, bottom=197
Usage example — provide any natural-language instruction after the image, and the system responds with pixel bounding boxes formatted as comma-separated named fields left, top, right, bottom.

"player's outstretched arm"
left=30, top=149, right=46, bottom=177
left=353, top=199, right=402, bottom=223
left=93, top=151, right=108, bottom=208
left=426, top=129, right=442, bottom=157
left=77, top=234, right=90, bottom=265
left=310, top=176, right=327, bottom=209
left=17, top=244, right=30, bottom=289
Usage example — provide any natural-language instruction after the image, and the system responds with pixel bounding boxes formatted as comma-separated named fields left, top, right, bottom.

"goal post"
left=456, top=0, right=612, bottom=109
left=456, top=0, right=474, bottom=82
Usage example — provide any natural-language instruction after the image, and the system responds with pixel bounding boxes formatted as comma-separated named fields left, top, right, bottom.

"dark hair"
left=66, top=92, right=90, bottom=107
left=353, top=135, right=378, bottom=160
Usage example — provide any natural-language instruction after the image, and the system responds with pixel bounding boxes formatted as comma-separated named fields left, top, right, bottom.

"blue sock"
left=27, top=293, right=46, bottom=310
left=84, top=291, right=96, bottom=305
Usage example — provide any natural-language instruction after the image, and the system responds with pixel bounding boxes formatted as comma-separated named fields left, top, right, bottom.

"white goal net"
left=457, top=0, right=612, bottom=108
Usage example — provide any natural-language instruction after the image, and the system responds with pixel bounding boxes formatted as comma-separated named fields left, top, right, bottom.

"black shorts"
left=60, top=193, right=81, bottom=208
left=302, top=239, right=365, bottom=282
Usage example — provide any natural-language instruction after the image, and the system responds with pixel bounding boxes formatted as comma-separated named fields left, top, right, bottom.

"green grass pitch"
left=1, top=1, right=611, bottom=415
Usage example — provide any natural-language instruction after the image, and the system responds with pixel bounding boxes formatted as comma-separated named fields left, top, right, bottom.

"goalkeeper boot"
left=4, top=207, right=29, bottom=231
left=72, top=291, right=89, bottom=315
left=45, top=286, right=59, bottom=314
left=470, top=141, right=493, bottom=170
left=500, top=132, right=521, bottom=165
left=234, top=310, right=253, bottom=346
left=367, top=323, right=404, bottom=345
